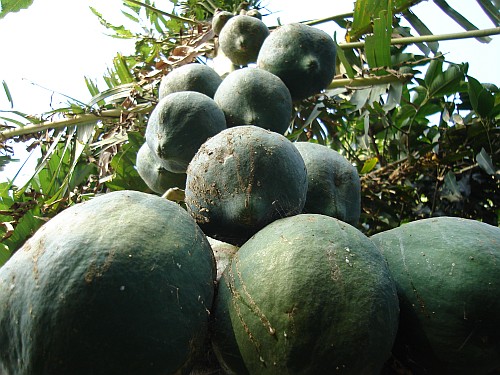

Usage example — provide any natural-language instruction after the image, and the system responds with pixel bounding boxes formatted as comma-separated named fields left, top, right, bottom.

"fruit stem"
left=338, top=26, right=500, bottom=49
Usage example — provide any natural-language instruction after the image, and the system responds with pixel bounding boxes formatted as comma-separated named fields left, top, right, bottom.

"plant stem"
left=1, top=110, right=122, bottom=140
left=124, top=0, right=200, bottom=25
left=328, top=73, right=413, bottom=89
left=339, top=27, right=500, bottom=49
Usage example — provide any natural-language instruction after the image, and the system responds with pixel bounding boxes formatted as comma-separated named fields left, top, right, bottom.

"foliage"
left=0, top=0, right=34, bottom=19
left=0, top=0, right=499, bottom=266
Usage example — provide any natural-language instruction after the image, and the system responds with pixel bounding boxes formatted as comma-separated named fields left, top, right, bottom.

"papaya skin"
left=0, top=190, right=216, bottom=375
left=257, top=23, right=336, bottom=100
left=136, top=142, right=187, bottom=195
left=219, top=15, right=269, bottom=66
left=214, top=67, right=292, bottom=134
left=294, top=141, right=361, bottom=225
left=158, top=63, right=222, bottom=99
left=185, top=126, right=308, bottom=245
left=212, top=214, right=399, bottom=375
left=371, top=217, right=500, bottom=374
left=145, top=91, right=226, bottom=173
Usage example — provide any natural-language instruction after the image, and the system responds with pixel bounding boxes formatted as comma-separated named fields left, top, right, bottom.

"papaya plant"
left=0, top=0, right=499, bottom=266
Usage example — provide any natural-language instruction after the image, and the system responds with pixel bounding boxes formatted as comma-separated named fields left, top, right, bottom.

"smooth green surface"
left=294, top=142, right=361, bottom=225
left=0, top=191, right=216, bottom=375
left=257, top=23, right=336, bottom=100
left=185, top=126, right=307, bottom=245
left=136, top=142, right=187, bottom=194
left=212, top=214, right=399, bottom=374
left=214, top=67, right=292, bottom=134
left=371, top=217, right=500, bottom=374
left=211, top=10, right=234, bottom=35
left=145, top=91, right=226, bottom=173
left=158, top=63, right=222, bottom=99
left=219, top=15, right=270, bottom=66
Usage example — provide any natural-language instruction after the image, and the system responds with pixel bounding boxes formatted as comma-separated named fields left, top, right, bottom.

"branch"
left=339, top=27, right=500, bottom=49
left=328, top=73, right=414, bottom=89
left=1, top=109, right=122, bottom=140
left=124, top=0, right=200, bottom=25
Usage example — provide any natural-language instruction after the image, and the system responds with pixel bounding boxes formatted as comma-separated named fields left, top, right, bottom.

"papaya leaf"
left=360, top=157, right=379, bottom=174
left=476, top=0, right=500, bottom=27
left=351, top=0, right=387, bottom=40
left=2, top=80, right=13, bottom=108
left=334, top=38, right=356, bottom=79
left=0, top=0, right=34, bottom=19
left=433, top=0, right=492, bottom=43
left=0, top=243, right=10, bottom=267
left=89, top=6, right=135, bottom=39
left=467, top=75, right=495, bottom=118
left=424, top=58, right=443, bottom=88
left=441, top=171, right=462, bottom=202
left=105, top=132, right=148, bottom=192
left=383, top=81, right=403, bottom=112
left=428, top=63, right=465, bottom=98
left=2, top=209, right=44, bottom=254
left=401, top=9, right=439, bottom=54
left=113, top=53, right=135, bottom=84
left=476, top=148, right=496, bottom=175
left=365, top=9, right=392, bottom=73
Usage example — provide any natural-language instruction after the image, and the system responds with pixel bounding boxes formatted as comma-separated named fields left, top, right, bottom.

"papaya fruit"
left=185, top=125, right=308, bottom=245
left=212, top=10, right=234, bottom=36
left=214, top=67, right=292, bottom=134
left=371, top=217, right=500, bottom=374
left=219, top=15, right=269, bottom=66
left=0, top=190, right=216, bottom=375
left=207, top=237, right=238, bottom=281
left=257, top=23, right=336, bottom=100
left=294, top=141, right=361, bottom=225
left=145, top=91, right=226, bottom=173
left=136, top=142, right=186, bottom=194
left=211, top=214, right=399, bottom=374
left=158, top=63, right=222, bottom=99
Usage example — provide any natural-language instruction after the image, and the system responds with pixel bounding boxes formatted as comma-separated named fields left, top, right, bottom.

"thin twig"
left=125, top=0, right=200, bottom=25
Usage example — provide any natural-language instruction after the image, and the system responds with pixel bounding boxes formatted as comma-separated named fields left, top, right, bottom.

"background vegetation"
left=0, top=0, right=499, bottom=266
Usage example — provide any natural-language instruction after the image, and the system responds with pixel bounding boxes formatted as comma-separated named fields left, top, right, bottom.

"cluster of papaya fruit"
left=0, top=7, right=499, bottom=375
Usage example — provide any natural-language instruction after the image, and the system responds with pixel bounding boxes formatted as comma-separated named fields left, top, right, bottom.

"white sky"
left=0, top=0, right=498, bottom=182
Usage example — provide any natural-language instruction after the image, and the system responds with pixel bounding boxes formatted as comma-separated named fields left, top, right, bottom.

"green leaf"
left=334, top=38, right=356, bottom=79
left=0, top=243, right=10, bottom=267
left=433, top=0, right=492, bottom=43
left=351, top=0, right=386, bottom=40
left=113, top=54, right=135, bottom=84
left=476, top=148, right=496, bottom=175
left=360, top=157, right=379, bottom=174
left=476, top=0, right=500, bottom=27
left=442, top=171, right=462, bottom=202
left=90, top=6, right=135, bottom=39
left=467, top=75, right=495, bottom=117
left=401, top=9, right=439, bottom=54
left=424, top=58, right=443, bottom=88
left=0, top=0, right=34, bottom=19
left=2, top=80, right=13, bottom=108
left=105, top=132, right=148, bottom=191
left=428, top=63, right=465, bottom=98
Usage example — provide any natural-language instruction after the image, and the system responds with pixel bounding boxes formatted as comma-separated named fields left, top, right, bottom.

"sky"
left=0, top=0, right=498, bottom=183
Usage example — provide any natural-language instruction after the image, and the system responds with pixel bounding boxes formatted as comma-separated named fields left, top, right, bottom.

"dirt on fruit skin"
left=185, top=126, right=308, bottom=246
